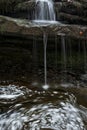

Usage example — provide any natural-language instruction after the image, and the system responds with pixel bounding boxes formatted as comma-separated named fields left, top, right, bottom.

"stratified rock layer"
left=0, top=15, right=87, bottom=39
left=0, top=0, right=87, bottom=25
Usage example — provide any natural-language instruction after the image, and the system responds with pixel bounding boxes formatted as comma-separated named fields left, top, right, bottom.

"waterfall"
left=43, top=33, right=47, bottom=85
left=34, top=0, right=56, bottom=88
left=61, top=35, right=67, bottom=83
left=32, top=36, right=38, bottom=84
left=42, top=33, right=49, bottom=90
left=61, top=36, right=67, bottom=73
left=35, top=0, right=55, bottom=21
left=54, top=35, right=58, bottom=82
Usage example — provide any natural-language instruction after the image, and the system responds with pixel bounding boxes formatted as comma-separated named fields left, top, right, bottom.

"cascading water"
left=35, top=0, right=55, bottom=21
left=42, top=33, right=49, bottom=89
left=34, top=0, right=56, bottom=87
left=61, top=35, right=67, bottom=83
left=54, top=35, right=58, bottom=82
left=0, top=7, right=87, bottom=130
left=32, top=37, right=38, bottom=84
left=43, top=33, right=47, bottom=85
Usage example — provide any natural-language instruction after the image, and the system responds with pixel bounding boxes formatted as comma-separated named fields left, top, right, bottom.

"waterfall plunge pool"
left=0, top=84, right=87, bottom=130
left=0, top=0, right=87, bottom=128
left=0, top=35, right=87, bottom=130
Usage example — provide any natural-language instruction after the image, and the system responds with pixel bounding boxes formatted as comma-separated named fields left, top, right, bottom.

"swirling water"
left=0, top=84, right=87, bottom=130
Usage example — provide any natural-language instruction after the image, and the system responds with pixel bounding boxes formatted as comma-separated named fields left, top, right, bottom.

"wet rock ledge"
left=0, top=15, right=87, bottom=39
left=0, top=0, right=87, bottom=25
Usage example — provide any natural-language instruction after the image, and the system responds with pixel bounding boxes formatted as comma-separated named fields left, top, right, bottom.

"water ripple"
left=0, top=86, right=86, bottom=130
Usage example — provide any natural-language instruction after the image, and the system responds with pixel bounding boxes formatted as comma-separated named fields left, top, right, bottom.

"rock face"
left=0, top=0, right=34, bottom=19
left=0, top=15, right=87, bottom=39
left=0, top=1, right=87, bottom=84
left=55, top=0, right=87, bottom=25
left=0, top=0, right=87, bottom=25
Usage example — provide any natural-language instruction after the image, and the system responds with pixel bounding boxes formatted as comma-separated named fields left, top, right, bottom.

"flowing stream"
left=0, top=0, right=87, bottom=129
